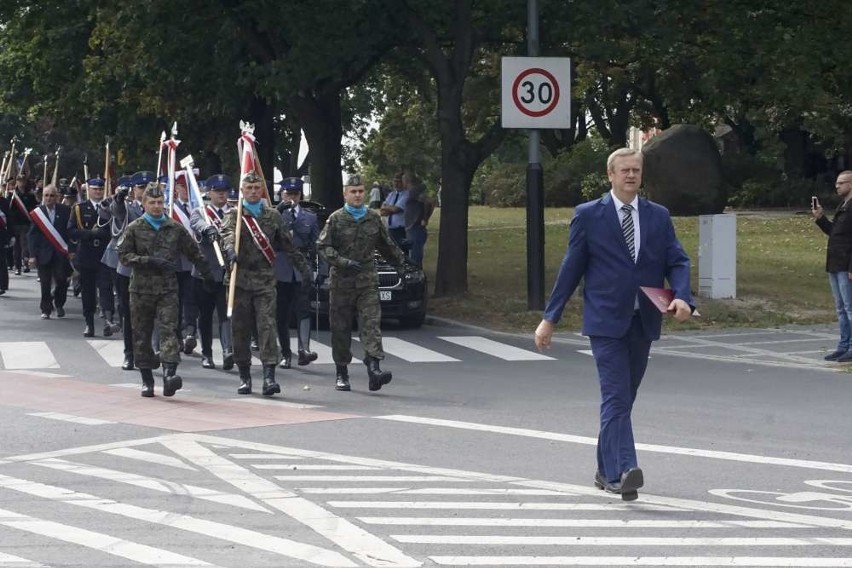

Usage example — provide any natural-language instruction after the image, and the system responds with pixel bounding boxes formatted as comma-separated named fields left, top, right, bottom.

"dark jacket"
left=67, top=199, right=110, bottom=269
left=27, top=203, right=71, bottom=266
left=816, top=202, right=852, bottom=273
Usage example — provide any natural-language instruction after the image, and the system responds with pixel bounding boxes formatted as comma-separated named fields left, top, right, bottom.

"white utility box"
left=698, top=214, right=736, bottom=299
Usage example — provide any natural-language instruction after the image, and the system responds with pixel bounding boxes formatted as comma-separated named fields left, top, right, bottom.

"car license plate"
left=380, top=291, right=392, bottom=301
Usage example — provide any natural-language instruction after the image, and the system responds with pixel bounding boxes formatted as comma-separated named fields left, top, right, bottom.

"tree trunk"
left=292, top=91, right=344, bottom=209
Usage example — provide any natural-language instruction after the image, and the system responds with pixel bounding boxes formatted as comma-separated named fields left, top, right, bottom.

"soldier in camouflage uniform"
left=317, top=174, right=406, bottom=392
left=117, top=183, right=214, bottom=398
left=221, top=171, right=311, bottom=397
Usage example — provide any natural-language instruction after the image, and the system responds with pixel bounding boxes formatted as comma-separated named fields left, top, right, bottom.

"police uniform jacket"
left=220, top=204, right=309, bottom=292
left=173, top=200, right=196, bottom=273
left=317, top=208, right=405, bottom=289
left=67, top=200, right=109, bottom=269
left=110, top=198, right=144, bottom=277
left=116, top=216, right=211, bottom=294
left=274, top=204, right=319, bottom=284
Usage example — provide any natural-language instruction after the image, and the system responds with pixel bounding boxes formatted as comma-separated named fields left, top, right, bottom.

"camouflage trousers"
left=130, top=291, right=180, bottom=369
left=329, top=284, right=384, bottom=364
left=231, top=285, right=278, bottom=367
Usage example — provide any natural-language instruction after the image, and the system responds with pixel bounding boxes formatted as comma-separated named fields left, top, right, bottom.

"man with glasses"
left=27, top=185, right=71, bottom=319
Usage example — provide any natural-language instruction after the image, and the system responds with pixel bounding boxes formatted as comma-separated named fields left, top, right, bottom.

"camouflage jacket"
left=220, top=204, right=309, bottom=291
left=116, top=216, right=211, bottom=294
left=317, top=208, right=405, bottom=288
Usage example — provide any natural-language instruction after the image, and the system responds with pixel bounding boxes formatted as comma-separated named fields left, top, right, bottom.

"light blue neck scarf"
left=143, top=212, right=166, bottom=231
left=242, top=199, right=264, bottom=217
left=344, top=203, right=367, bottom=220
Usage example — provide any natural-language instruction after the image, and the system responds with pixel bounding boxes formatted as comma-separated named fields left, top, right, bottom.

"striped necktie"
left=621, top=204, right=635, bottom=262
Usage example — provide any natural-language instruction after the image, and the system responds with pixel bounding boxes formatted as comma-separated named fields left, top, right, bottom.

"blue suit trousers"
left=589, top=312, right=652, bottom=483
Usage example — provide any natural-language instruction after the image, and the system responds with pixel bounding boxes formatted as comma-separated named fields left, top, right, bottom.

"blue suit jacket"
left=27, top=203, right=71, bottom=267
left=544, top=193, right=693, bottom=341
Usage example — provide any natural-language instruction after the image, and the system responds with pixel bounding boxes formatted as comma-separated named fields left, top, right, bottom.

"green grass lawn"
left=422, top=206, right=835, bottom=333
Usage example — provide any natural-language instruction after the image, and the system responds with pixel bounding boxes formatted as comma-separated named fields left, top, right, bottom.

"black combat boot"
left=335, top=365, right=350, bottom=391
left=201, top=354, right=215, bottom=369
left=297, top=318, right=317, bottom=365
left=103, top=311, right=121, bottom=337
left=183, top=330, right=197, bottom=355
left=237, top=365, right=252, bottom=395
left=364, top=356, right=392, bottom=391
left=140, top=369, right=155, bottom=398
left=262, top=365, right=281, bottom=396
left=222, top=351, right=234, bottom=371
left=83, top=314, right=95, bottom=337
left=122, top=353, right=135, bottom=371
left=162, top=363, right=183, bottom=397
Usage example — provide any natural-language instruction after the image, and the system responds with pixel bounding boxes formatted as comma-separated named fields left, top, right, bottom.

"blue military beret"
left=87, top=178, right=105, bottom=188
left=279, top=176, right=304, bottom=193
left=131, top=171, right=155, bottom=186
left=116, top=175, right=132, bottom=189
left=205, top=174, right=232, bottom=192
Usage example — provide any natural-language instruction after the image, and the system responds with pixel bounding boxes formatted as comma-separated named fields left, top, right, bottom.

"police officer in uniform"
left=10, top=174, right=38, bottom=275
left=99, top=176, right=132, bottom=337
left=112, top=171, right=150, bottom=370
left=117, top=182, right=214, bottom=397
left=221, top=171, right=310, bottom=396
left=317, top=174, right=406, bottom=392
left=67, top=178, right=114, bottom=337
left=275, top=177, right=320, bottom=368
left=189, top=174, right=234, bottom=370
left=172, top=172, right=201, bottom=354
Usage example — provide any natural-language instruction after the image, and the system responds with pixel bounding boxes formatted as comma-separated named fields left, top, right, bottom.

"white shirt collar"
left=610, top=190, right=638, bottom=211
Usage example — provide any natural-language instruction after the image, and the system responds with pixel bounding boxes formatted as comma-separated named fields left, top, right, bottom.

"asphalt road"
left=1, top=271, right=852, bottom=567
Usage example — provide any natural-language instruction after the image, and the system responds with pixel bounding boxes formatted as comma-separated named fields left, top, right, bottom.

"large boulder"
left=642, top=125, right=726, bottom=215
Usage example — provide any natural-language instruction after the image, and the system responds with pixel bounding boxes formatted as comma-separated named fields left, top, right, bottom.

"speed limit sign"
left=501, top=57, right=571, bottom=129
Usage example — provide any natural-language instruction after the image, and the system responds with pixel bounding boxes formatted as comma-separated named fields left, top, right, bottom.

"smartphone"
left=812, top=196, right=819, bottom=209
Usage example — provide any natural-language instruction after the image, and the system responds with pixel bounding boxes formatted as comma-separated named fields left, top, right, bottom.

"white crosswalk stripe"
left=0, top=342, right=58, bottom=369
left=87, top=339, right=125, bottom=367
left=376, top=337, right=459, bottom=362
left=439, top=335, right=555, bottom=361
left=2, top=433, right=851, bottom=567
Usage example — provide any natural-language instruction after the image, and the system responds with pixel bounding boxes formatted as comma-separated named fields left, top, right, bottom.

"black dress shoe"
left=83, top=325, right=95, bottom=337
left=279, top=354, right=292, bottom=369
left=22, top=266, right=29, bottom=273
left=594, top=471, right=606, bottom=490
left=56, top=306, right=65, bottom=318
left=335, top=365, right=351, bottom=391
left=222, top=353, right=234, bottom=371
left=14, top=268, right=20, bottom=276
left=298, top=350, right=318, bottom=366
left=824, top=349, right=846, bottom=361
left=605, top=467, right=644, bottom=501
left=183, top=335, right=197, bottom=355
left=122, top=354, right=135, bottom=371
left=201, top=356, right=216, bottom=369
left=250, top=338, right=260, bottom=352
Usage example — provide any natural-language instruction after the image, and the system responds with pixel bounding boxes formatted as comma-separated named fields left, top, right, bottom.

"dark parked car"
left=297, top=200, right=428, bottom=328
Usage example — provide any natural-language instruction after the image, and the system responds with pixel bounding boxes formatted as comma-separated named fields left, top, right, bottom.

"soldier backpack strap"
left=242, top=215, right=275, bottom=265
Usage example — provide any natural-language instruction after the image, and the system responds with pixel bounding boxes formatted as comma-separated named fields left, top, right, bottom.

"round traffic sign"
left=511, top=68, right=561, bottom=118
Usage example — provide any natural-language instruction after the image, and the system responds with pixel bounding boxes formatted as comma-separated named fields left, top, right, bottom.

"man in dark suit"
left=0, top=192, right=11, bottom=295
left=535, top=148, right=694, bottom=501
left=275, top=177, right=321, bottom=368
left=813, top=170, right=852, bottom=362
left=27, top=185, right=72, bottom=318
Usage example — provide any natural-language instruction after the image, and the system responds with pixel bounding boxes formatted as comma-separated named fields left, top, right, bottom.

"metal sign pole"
left=526, top=0, right=545, bottom=310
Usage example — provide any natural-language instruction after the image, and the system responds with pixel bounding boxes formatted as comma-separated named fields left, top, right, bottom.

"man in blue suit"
left=275, top=177, right=321, bottom=368
left=27, top=184, right=72, bottom=319
left=535, top=148, right=695, bottom=501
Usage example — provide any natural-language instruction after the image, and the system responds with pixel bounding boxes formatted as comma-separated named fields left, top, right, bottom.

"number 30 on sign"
left=501, top=57, right=572, bottom=129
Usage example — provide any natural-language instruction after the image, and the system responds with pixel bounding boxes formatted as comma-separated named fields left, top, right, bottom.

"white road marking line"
left=428, top=556, right=852, bottom=566
left=87, top=339, right=126, bottom=367
left=109, top=383, right=141, bottom=388
left=358, top=517, right=810, bottom=528
left=2, top=435, right=175, bottom=463
left=103, top=447, right=197, bottom=471
left=381, top=337, right=459, bottom=362
left=162, top=437, right=420, bottom=568
left=299, top=488, right=568, bottom=496
left=0, top=506, right=218, bottom=566
left=396, top=535, right=852, bottom=546
left=228, top=453, right=304, bottom=460
left=0, top=474, right=354, bottom=567
left=4, top=370, right=68, bottom=378
left=252, top=464, right=379, bottom=470
left=379, top=415, right=852, bottom=474
left=328, top=501, right=678, bottom=511
left=231, top=398, right=322, bottom=408
left=33, top=458, right=271, bottom=513
left=0, top=552, right=48, bottom=567
left=26, top=412, right=113, bottom=426
left=578, top=349, right=594, bottom=356
left=0, top=342, right=58, bottom=369
left=276, top=476, right=477, bottom=482
left=438, top=336, right=555, bottom=361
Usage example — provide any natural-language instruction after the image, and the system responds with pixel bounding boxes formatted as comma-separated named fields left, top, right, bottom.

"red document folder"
left=640, top=286, right=674, bottom=313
